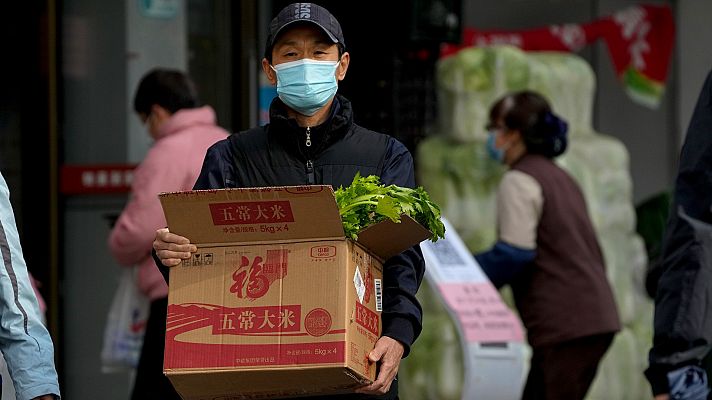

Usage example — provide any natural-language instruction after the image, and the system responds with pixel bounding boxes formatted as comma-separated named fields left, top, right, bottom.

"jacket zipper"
left=305, top=127, right=314, bottom=184
left=306, top=160, right=315, bottom=184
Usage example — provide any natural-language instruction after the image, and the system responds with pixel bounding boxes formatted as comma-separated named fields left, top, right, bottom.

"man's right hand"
left=654, top=395, right=670, bottom=400
left=153, top=228, right=196, bottom=267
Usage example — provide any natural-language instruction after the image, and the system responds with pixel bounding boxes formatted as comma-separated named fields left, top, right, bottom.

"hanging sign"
left=442, top=4, right=675, bottom=108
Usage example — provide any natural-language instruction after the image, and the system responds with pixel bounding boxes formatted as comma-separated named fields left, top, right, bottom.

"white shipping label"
left=374, top=279, right=383, bottom=312
left=354, top=265, right=366, bottom=304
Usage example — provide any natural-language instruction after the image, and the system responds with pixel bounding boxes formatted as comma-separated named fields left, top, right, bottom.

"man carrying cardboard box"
left=153, top=3, right=425, bottom=399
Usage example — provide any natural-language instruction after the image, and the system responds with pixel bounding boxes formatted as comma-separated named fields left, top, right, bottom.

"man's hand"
left=153, top=228, right=196, bottom=267
left=354, top=336, right=404, bottom=396
left=654, top=395, right=669, bottom=400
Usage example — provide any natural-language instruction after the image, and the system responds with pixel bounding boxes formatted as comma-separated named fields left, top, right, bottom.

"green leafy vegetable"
left=335, top=173, right=446, bottom=242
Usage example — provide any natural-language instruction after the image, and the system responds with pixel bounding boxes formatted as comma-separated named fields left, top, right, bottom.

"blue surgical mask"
left=271, top=59, right=339, bottom=116
left=486, top=131, right=506, bottom=163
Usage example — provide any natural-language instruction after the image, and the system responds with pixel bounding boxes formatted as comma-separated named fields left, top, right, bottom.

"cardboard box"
left=159, top=185, right=430, bottom=400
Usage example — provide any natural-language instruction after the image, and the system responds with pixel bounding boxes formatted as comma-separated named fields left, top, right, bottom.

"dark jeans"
left=522, top=332, right=615, bottom=400
left=296, top=386, right=397, bottom=400
left=131, top=297, right=181, bottom=400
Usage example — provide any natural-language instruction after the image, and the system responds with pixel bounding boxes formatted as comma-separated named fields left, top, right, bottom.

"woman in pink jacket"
left=108, top=68, right=228, bottom=400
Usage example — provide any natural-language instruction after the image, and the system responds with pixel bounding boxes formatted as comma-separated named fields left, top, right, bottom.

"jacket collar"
left=267, top=94, right=353, bottom=160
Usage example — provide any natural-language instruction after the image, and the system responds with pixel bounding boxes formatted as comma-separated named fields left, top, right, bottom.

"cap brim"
left=273, top=19, right=339, bottom=45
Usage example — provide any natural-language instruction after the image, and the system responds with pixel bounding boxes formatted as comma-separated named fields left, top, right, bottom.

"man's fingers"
left=354, top=336, right=403, bottom=395
left=154, top=228, right=196, bottom=267
left=372, top=358, right=398, bottom=391
left=155, top=247, right=193, bottom=262
left=157, top=228, right=191, bottom=244
left=160, top=257, right=185, bottom=267
left=355, top=367, right=392, bottom=395
left=368, top=340, right=388, bottom=363
left=356, top=380, right=388, bottom=395
left=155, top=228, right=192, bottom=245
left=154, top=229, right=195, bottom=251
left=159, top=242, right=196, bottom=253
left=369, top=336, right=404, bottom=365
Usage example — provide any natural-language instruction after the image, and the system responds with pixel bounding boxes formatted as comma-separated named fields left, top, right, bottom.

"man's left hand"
left=354, top=336, right=404, bottom=395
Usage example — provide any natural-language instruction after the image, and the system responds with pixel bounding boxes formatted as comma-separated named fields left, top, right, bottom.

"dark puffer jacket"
left=187, top=95, right=425, bottom=400
left=646, top=70, right=712, bottom=397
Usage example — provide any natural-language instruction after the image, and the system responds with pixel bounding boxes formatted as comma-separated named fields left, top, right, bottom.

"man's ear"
left=336, top=52, right=350, bottom=81
left=262, top=58, right=277, bottom=86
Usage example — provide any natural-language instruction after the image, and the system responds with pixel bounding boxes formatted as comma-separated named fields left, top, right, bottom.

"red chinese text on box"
left=213, top=305, right=301, bottom=335
left=354, top=302, right=379, bottom=336
left=209, top=201, right=295, bottom=225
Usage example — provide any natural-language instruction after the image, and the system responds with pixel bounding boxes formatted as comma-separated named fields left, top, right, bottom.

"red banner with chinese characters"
left=441, top=4, right=674, bottom=108
left=60, top=164, right=136, bottom=194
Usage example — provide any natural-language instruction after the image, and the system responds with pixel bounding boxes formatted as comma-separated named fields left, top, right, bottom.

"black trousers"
left=130, top=297, right=397, bottom=400
left=296, top=386, right=397, bottom=400
left=131, top=297, right=181, bottom=400
left=522, top=332, right=615, bottom=400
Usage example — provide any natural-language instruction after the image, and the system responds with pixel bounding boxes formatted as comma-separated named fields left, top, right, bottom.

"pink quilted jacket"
left=108, top=106, right=228, bottom=300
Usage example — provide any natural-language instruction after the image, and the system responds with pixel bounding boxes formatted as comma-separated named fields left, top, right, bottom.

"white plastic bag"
left=100, top=267, right=150, bottom=372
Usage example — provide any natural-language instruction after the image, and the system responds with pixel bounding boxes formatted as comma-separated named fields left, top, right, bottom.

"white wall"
left=126, top=0, right=187, bottom=163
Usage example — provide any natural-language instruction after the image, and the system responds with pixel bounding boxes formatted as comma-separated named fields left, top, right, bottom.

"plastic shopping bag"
left=100, top=267, right=150, bottom=372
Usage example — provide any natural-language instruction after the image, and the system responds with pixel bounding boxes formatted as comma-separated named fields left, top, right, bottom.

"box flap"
left=356, top=215, right=431, bottom=260
left=159, top=185, right=344, bottom=244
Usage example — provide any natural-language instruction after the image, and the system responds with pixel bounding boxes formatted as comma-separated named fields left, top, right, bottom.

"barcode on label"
left=430, top=239, right=465, bottom=265
left=374, top=279, right=382, bottom=312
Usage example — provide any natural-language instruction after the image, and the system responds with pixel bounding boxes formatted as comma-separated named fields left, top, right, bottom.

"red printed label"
left=165, top=340, right=346, bottom=369
left=214, top=305, right=301, bottom=335
left=209, top=201, right=294, bottom=225
left=165, top=303, right=347, bottom=369
left=285, top=186, right=325, bottom=194
left=304, top=308, right=332, bottom=337
left=166, top=303, right=346, bottom=338
left=363, top=266, right=374, bottom=304
left=230, top=250, right=288, bottom=299
left=311, top=245, right=336, bottom=258
left=354, top=302, right=379, bottom=336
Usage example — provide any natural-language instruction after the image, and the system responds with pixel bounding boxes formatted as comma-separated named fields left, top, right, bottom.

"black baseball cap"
left=265, top=3, right=345, bottom=59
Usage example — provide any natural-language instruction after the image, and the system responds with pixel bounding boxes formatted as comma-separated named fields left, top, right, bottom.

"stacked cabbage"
left=400, top=46, right=652, bottom=400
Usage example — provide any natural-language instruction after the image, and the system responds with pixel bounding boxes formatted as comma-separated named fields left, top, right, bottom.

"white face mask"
left=271, top=59, right=339, bottom=116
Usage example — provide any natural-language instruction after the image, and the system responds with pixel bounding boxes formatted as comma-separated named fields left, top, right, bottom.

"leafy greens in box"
left=335, top=174, right=446, bottom=242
